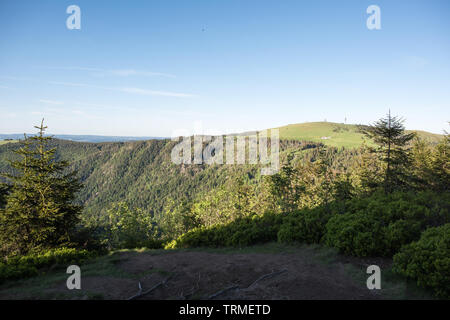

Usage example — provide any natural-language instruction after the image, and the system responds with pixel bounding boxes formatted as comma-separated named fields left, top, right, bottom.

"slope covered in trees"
left=0, top=136, right=321, bottom=225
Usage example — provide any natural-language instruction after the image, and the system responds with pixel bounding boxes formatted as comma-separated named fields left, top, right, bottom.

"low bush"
left=167, top=191, right=449, bottom=257
left=393, top=224, right=450, bottom=299
left=277, top=207, right=332, bottom=244
left=69, top=225, right=109, bottom=253
left=324, top=211, right=387, bottom=256
left=324, top=191, right=449, bottom=257
left=165, top=212, right=282, bottom=249
left=0, top=247, right=94, bottom=283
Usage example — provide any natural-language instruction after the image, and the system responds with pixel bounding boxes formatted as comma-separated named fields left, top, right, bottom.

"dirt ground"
left=0, top=246, right=390, bottom=300
left=4, top=242, right=428, bottom=300
left=124, top=251, right=382, bottom=300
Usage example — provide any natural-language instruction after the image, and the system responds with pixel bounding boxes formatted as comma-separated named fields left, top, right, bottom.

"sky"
left=0, top=0, right=449, bottom=136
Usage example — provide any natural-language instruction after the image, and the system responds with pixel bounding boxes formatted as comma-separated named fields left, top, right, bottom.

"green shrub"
left=393, top=224, right=450, bottom=299
left=69, top=226, right=109, bottom=253
left=324, top=191, right=449, bottom=257
left=384, top=219, right=422, bottom=253
left=0, top=247, right=94, bottom=283
left=165, top=212, right=282, bottom=249
left=277, top=207, right=332, bottom=244
left=106, top=202, right=160, bottom=250
left=324, top=211, right=386, bottom=256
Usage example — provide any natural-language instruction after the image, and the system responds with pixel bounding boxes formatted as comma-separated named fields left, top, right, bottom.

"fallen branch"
left=127, top=274, right=174, bottom=300
left=206, top=269, right=288, bottom=300
left=180, top=273, right=201, bottom=300
left=127, top=281, right=143, bottom=300
left=246, top=269, right=288, bottom=289
left=207, top=285, right=239, bottom=300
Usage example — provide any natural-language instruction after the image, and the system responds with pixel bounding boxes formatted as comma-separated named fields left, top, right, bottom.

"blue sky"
left=0, top=0, right=449, bottom=136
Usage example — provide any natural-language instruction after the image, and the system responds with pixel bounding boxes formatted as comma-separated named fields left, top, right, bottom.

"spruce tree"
left=267, top=153, right=304, bottom=213
left=359, top=111, right=415, bottom=193
left=353, top=142, right=383, bottom=194
left=426, top=127, right=450, bottom=192
left=0, top=120, right=82, bottom=255
left=0, top=183, right=9, bottom=209
left=308, top=147, right=334, bottom=206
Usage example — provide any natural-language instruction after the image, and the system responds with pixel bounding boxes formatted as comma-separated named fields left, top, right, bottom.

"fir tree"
left=353, top=142, right=383, bottom=194
left=0, top=183, right=9, bottom=209
left=308, top=147, right=334, bottom=206
left=359, top=111, right=415, bottom=193
left=267, top=153, right=304, bottom=213
left=332, top=173, right=355, bottom=201
left=0, top=120, right=82, bottom=255
left=430, top=129, right=450, bottom=191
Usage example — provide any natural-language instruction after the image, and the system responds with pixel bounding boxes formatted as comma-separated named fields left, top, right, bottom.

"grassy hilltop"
left=276, top=122, right=443, bottom=148
left=0, top=140, right=17, bottom=146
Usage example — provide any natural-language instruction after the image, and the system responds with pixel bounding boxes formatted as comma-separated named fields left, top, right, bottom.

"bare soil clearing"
left=1, top=245, right=429, bottom=300
left=116, top=251, right=380, bottom=300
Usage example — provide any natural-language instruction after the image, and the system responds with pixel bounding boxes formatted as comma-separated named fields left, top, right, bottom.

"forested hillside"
left=0, top=137, right=320, bottom=224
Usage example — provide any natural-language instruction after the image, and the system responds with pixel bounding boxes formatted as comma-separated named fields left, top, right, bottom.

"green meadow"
left=276, top=122, right=443, bottom=148
left=0, top=140, right=17, bottom=146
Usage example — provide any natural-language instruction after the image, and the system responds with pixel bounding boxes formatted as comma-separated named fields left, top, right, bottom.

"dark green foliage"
left=166, top=212, right=282, bottom=249
left=332, top=174, right=355, bottom=201
left=411, top=134, right=450, bottom=192
left=264, top=146, right=358, bottom=211
left=393, top=224, right=450, bottom=299
left=68, top=225, right=108, bottom=253
left=324, top=191, right=450, bottom=257
left=0, top=247, right=93, bottom=284
left=359, top=111, right=416, bottom=193
left=276, top=190, right=449, bottom=257
left=325, top=211, right=387, bottom=257
left=429, top=133, right=450, bottom=192
left=266, top=154, right=304, bottom=213
left=277, top=206, right=334, bottom=244
left=0, top=121, right=82, bottom=256
left=0, top=183, right=9, bottom=208
left=104, top=202, right=162, bottom=250
left=167, top=190, right=449, bottom=260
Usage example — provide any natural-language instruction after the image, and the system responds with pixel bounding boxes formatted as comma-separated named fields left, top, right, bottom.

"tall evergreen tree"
left=307, top=147, right=334, bottom=206
left=352, top=142, right=383, bottom=194
left=0, top=120, right=82, bottom=256
left=430, top=128, right=450, bottom=191
left=0, top=183, right=9, bottom=209
left=267, top=153, right=304, bottom=213
left=359, top=111, right=415, bottom=193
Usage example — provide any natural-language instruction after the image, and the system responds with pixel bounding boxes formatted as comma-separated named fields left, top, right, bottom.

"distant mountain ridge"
left=0, top=134, right=166, bottom=143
